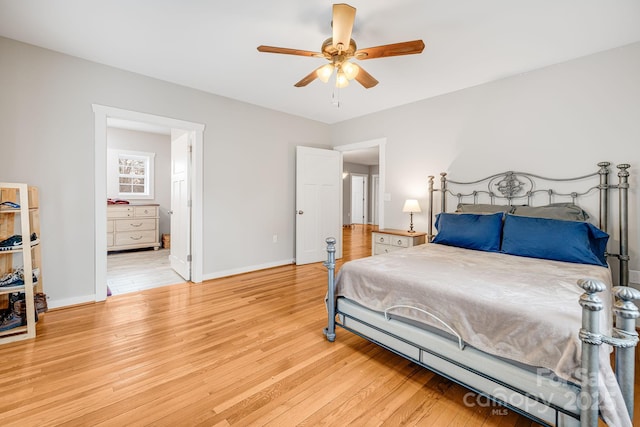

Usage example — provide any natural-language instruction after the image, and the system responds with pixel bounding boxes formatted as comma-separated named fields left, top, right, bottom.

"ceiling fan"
left=257, top=3, right=425, bottom=89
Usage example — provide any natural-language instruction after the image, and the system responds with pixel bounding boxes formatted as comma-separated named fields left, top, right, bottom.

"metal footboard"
left=578, top=280, right=640, bottom=426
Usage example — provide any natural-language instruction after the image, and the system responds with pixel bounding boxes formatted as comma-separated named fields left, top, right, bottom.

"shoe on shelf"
left=0, top=311, right=23, bottom=332
left=0, top=235, right=22, bottom=251
left=0, top=271, right=21, bottom=287
left=0, top=266, right=39, bottom=288
left=15, top=266, right=40, bottom=282
left=10, top=292, right=40, bottom=323
left=0, top=201, right=20, bottom=209
left=0, top=233, right=39, bottom=251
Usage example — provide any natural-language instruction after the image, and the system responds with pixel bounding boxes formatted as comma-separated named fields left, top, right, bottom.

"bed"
left=323, top=162, right=638, bottom=427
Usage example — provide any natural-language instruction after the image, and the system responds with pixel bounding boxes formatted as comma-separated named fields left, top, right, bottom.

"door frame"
left=334, top=138, right=385, bottom=230
left=371, top=174, right=380, bottom=226
left=92, top=104, right=205, bottom=301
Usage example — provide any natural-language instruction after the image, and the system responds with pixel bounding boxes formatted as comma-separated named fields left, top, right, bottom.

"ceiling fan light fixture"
left=257, top=3, right=424, bottom=90
left=317, top=64, right=334, bottom=83
left=342, top=61, right=359, bottom=80
left=335, top=69, right=349, bottom=88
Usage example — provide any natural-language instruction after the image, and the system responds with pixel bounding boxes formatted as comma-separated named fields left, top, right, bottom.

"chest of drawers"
left=107, top=204, right=160, bottom=251
left=372, top=229, right=426, bottom=255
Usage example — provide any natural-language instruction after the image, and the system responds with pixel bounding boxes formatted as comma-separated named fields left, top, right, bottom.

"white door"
left=169, top=129, right=191, bottom=280
left=296, top=146, right=342, bottom=265
left=350, top=174, right=368, bottom=225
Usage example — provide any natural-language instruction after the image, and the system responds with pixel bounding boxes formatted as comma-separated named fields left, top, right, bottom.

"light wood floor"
left=107, top=249, right=186, bottom=295
left=0, top=225, right=636, bottom=426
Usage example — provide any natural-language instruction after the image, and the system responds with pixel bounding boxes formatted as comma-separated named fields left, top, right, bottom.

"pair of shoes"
left=0, top=201, right=20, bottom=209
left=14, top=293, right=48, bottom=315
left=0, top=233, right=39, bottom=251
left=0, top=266, right=40, bottom=287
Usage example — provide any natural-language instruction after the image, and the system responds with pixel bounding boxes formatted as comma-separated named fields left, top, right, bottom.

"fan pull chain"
left=331, top=81, right=341, bottom=108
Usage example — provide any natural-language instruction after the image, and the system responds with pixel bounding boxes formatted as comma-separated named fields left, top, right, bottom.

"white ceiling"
left=1, top=1, right=639, bottom=124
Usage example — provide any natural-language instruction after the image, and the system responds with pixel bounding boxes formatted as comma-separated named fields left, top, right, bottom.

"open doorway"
left=93, top=105, right=205, bottom=301
left=334, top=138, right=385, bottom=257
left=104, top=121, right=184, bottom=295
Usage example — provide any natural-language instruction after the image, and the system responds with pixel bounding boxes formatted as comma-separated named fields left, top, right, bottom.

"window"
left=109, top=150, right=155, bottom=199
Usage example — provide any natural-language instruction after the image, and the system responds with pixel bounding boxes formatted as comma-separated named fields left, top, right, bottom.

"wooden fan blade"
left=332, top=4, right=356, bottom=52
left=354, top=65, right=378, bottom=89
left=355, top=40, right=425, bottom=60
left=257, top=45, right=323, bottom=58
left=294, top=66, right=325, bottom=87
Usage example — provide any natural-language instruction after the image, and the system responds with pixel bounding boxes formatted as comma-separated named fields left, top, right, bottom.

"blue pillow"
left=432, top=212, right=503, bottom=252
left=501, top=214, right=608, bottom=266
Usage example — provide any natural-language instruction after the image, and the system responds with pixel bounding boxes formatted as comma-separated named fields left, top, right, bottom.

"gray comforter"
left=335, top=243, right=630, bottom=426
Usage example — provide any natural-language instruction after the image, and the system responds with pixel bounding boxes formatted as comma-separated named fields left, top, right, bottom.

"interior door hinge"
left=187, top=200, right=192, bottom=208
left=187, top=254, right=192, bottom=262
left=188, top=144, right=193, bottom=153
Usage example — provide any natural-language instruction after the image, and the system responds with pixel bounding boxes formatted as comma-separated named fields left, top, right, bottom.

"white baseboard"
left=202, top=259, right=295, bottom=281
left=629, top=269, right=640, bottom=285
left=48, top=294, right=96, bottom=310
left=46, top=260, right=295, bottom=309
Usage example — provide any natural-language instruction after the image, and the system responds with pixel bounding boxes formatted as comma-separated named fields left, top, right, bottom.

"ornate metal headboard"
left=427, top=162, right=631, bottom=286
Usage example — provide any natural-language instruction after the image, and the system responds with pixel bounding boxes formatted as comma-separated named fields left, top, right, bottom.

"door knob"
left=297, top=210, right=304, bottom=215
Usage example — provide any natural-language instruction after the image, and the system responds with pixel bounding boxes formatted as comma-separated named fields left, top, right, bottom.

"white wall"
left=331, top=42, right=640, bottom=274
left=0, top=36, right=331, bottom=307
left=2, top=35, right=638, bottom=307
left=107, top=127, right=172, bottom=234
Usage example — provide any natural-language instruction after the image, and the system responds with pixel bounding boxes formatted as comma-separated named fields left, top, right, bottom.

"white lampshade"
left=335, top=69, right=349, bottom=88
left=342, top=61, right=360, bottom=80
left=402, top=199, right=421, bottom=213
left=316, top=64, right=334, bottom=83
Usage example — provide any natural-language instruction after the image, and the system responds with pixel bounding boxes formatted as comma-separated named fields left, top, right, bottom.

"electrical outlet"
left=272, top=234, right=278, bottom=243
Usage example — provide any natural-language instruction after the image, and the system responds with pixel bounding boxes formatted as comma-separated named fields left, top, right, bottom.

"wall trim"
left=48, top=295, right=96, bottom=310
left=203, top=259, right=295, bottom=281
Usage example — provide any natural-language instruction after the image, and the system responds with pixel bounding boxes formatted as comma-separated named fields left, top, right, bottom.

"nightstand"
left=372, top=229, right=427, bottom=255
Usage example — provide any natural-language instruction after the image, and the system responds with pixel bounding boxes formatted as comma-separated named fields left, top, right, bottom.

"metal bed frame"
left=324, top=162, right=638, bottom=427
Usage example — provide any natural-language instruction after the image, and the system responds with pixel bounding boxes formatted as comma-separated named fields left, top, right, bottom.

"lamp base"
left=407, top=212, right=415, bottom=233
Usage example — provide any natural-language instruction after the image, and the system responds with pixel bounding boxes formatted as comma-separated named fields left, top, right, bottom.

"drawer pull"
left=130, top=236, right=143, bottom=240
left=397, top=239, right=403, bottom=245
left=379, top=237, right=384, bottom=242
left=130, top=223, right=143, bottom=227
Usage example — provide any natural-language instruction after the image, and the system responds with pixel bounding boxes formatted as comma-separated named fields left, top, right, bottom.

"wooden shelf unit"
left=0, top=183, right=41, bottom=344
